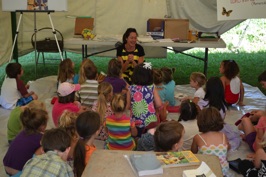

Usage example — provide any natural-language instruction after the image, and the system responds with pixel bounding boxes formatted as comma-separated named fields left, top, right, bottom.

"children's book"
left=155, top=151, right=200, bottom=168
left=124, top=153, right=163, bottom=176
left=182, top=161, right=216, bottom=177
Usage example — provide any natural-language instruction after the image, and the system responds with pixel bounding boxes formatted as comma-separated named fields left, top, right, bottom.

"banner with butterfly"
left=217, top=0, right=266, bottom=21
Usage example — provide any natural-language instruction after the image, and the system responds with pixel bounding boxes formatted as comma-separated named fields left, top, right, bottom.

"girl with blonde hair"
left=105, top=93, right=137, bottom=150
left=58, top=110, right=79, bottom=164
left=92, top=82, right=113, bottom=141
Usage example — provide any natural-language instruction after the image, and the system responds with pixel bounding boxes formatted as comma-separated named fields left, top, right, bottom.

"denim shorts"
left=16, top=96, right=33, bottom=107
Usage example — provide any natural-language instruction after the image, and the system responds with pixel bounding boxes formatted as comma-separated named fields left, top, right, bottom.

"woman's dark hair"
left=73, top=111, right=100, bottom=177
left=204, top=77, right=228, bottom=113
left=197, top=107, right=224, bottom=133
left=6, top=63, right=22, bottom=78
left=222, top=60, right=240, bottom=80
left=178, top=100, right=198, bottom=121
left=122, top=28, right=138, bottom=44
left=107, top=58, right=122, bottom=78
left=131, top=63, right=153, bottom=85
left=58, top=91, right=75, bottom=103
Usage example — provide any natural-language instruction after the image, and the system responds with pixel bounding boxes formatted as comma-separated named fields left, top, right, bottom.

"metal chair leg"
left=42, top=52, right=45, bottom=66
left=37, top=52, right=40, bottom=64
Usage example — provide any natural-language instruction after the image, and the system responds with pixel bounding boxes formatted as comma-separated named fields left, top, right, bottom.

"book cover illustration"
left=28, top=0, right=48, bottom=10
left=156, top=151, right=200, bottom=168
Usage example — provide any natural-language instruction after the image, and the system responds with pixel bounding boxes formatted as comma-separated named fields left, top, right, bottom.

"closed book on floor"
left=124, top=153, right=163, bottom=176
left=183, top=161, right=216, bottom=177
left=156, top=151, right=200, bottom=168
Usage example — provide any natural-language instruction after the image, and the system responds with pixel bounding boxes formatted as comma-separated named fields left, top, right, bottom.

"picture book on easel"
left=27, top=0, right=48, bottom=10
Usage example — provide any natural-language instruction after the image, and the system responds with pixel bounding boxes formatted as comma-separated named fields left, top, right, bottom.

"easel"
left=9, top=10, right=64, bottom=77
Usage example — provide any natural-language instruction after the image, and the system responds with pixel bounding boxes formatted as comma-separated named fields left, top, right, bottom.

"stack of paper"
left=183, top=161, right=216, bottom=177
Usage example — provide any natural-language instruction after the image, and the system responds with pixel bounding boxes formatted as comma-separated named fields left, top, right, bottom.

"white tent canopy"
left=0, top=0, right=242, bottom=65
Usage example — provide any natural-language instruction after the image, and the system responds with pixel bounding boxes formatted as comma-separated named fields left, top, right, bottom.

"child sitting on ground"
left=3, top=108, right=48, bottom=176
left=92, top=82, right=113, bottom=141
left=128, top=62, right=162, bottom=137
left=153, top=68, right=166, bottom=103
left=52, top=82, right=88, bottom=127
left=191, top=107, right=230, bottom=176
left=104, top=58, right=128, bottom=94
left=178, top=100, right=199, bottom=150
left=161, top=67, right=176, bottom=106
left=220, top=59, right=245, bottom=105
left=73, top=111, right=101, bottom=177
left=238, top=133, right=266, bottom=177
left=0, top=63, right=38, bottom=109
left=197, top=77, right=241, bottom=152
left=105, top=93, right=137, bottom=150
left=58, top=110, right=79, bottom=164
left=76, top=59, right=99, bottom=107
left=57, top=58, right=76, bottom=84
left=185, top=72, right=206, bottom=103
left=238, top=111, right=266, bottom=152
left=21, top=128, right=74, bottom=177
left=154, top=121, right=184, bottom=152
left=7, top=100, right=46, bottom=144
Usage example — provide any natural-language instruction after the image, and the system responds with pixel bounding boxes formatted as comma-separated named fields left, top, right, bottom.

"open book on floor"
left=124, top=153, right=163, bottom=176
left=155, top=151, right=200, bottom=168
left=183, top=161, right=216, bottom=177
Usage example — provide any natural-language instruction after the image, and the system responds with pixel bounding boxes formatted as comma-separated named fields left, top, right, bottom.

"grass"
left=0, top=49, right=265, bottom=95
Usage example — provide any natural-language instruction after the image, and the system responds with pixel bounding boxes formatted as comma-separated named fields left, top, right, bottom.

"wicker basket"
left=31, top=27, right=64, bottom=52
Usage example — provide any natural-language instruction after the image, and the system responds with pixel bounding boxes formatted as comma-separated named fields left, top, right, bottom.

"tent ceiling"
left=0, top=0, right=242, bottom=65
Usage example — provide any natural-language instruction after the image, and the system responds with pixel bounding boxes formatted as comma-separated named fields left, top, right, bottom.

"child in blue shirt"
left=161, top=67, right=176, bottom=106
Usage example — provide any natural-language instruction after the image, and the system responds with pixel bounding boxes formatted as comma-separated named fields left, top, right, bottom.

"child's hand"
left=128, top=54, right=134, bottom=63
left=81, top=106, right=89, bottom=111
left=25, top=84, right=30, bottom=89
left=74, top=101, right=81, bottom=108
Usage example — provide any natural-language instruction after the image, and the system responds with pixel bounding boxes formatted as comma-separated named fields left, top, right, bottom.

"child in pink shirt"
left=52, top=82, right=88, bottom=127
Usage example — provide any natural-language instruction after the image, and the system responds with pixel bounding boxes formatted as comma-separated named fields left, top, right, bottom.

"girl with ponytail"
left=73, top=111, right=101, bottom=177
left=92, top=82, right=113, bottom=141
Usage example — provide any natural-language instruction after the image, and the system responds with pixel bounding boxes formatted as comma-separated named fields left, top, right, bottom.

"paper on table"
left=156, top=38, right=174, bottom=42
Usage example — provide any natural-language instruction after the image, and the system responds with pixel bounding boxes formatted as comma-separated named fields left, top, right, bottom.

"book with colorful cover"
left=156, top=151, right=200, bottom=168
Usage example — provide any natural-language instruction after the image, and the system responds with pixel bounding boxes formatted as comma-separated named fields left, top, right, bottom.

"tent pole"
left=11, top=12, right=18, bottom=63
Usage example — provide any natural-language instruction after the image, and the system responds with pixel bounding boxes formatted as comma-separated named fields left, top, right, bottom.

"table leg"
left=82, top=45, right=85, bottom=59
left=203, top=48, right=209, bottom=77
left=85, top=45, right=88, bottom=59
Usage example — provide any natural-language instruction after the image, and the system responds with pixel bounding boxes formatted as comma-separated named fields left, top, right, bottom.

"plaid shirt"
left=21, top=151, right=74, bottom=177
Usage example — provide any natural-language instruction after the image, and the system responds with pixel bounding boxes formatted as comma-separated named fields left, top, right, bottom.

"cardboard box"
left=74, top=17, right=94, bottom=35
left=147, top=18, right=189, bottom=40
left=147, top=19, right=164, bottom=39
left=164, top=19, right=189, bottom=40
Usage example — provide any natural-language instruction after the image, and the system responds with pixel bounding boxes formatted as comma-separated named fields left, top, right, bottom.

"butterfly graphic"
left=222, top=7, right=233, bottom=17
